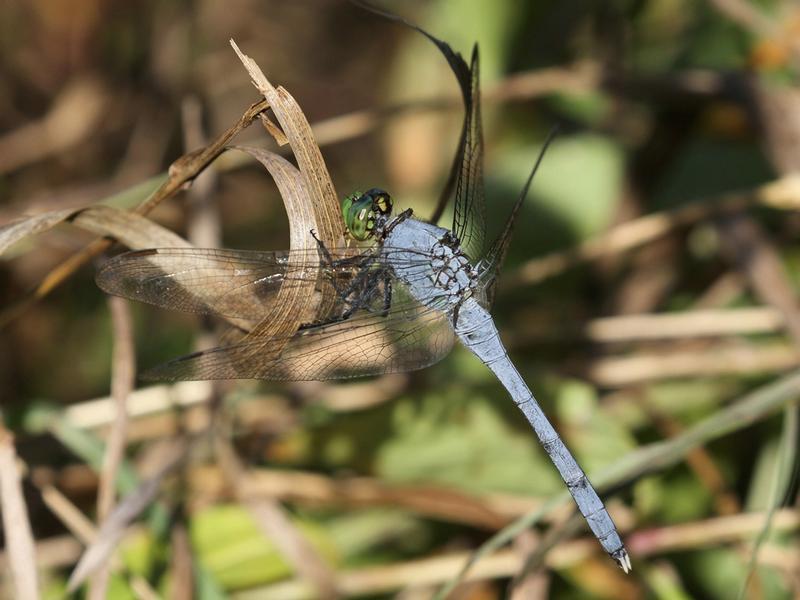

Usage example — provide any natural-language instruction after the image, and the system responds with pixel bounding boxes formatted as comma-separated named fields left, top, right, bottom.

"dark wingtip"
left=94, top=263, right=117, bottom=295
left=140, top=349, right=206, bottom=382
left=95, top=249, right=160, bottom=294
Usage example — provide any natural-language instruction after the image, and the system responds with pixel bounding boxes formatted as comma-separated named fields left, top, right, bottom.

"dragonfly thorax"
left=383, top=218, right=478, bottom=313
left=429, top=233, right=477, bottom=303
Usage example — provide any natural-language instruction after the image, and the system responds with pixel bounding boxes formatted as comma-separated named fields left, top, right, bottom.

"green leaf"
left=190, top=504, right=338, bottom=590
left=377, top=390, right=560, bottom=495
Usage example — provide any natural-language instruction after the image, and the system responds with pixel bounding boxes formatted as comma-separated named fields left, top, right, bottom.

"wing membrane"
left=98, top=246, right=457, bottom=381
left=450, top=47, right=486, bottom=263
left=96, top=247, right=333, bottom=321
left=97, top=246, right=435, bottom=322
left=144, top=285, right=455, bottom=381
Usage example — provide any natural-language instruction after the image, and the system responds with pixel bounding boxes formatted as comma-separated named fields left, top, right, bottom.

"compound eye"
left=374, top=194, right=391, bottom=215
left=350, top=208, right=375, bottom=240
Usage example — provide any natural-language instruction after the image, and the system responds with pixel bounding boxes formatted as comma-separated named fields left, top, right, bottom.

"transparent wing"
left=360, top=3, right=487, bottom=261
left=143, top=285, right=455, bottom=381
left=97, top=246, right=456, bottom=381
left=450, top=46, right=486, bottom=263
left=478, top=128, right=561, bottom=307
left=96, top=246, right=435, bottom=323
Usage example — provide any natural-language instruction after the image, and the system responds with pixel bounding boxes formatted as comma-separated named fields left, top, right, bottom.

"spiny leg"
left=381, top=272, right=392, bottom=317
left=310, top=229, right=380, bottom=312
left=341, top=267, right=390, bottom=319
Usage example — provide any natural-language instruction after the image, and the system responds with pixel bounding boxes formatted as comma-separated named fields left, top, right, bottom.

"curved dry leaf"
left=0, top=209, right=78, bottom=256
left=229, top=146, right=315, bottom=255
left=72, top=206, right=191, bottom=250
left=230, top=40, right=342, bottom=250
left=230, top=146, right=321, bottom=339
left=231, top=40, right=345, bottom=329
left=0, top=205, right=189, bottom=258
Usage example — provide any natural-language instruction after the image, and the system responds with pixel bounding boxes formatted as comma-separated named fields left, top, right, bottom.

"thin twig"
left=67, top=440, right=187, bottom=592
left=588, top=340, right=800, bottom=387
left=169, top=524, right=194, bottom=600
left=59, top=376, right=401, bottom=438
left=502, top=174, right=800, bottom=290
left=507, top=306, right=787, bottom=345
left=509, top=531, right=549, bottom=600
left=89, top=296, right=136, bottom=600
left=215, top=433, right=339, bottom=598
left=26, top=466, right=159, bottom=597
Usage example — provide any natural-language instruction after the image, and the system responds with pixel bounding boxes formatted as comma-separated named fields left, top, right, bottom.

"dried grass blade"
left=0, top=425, right=39, bottom=600
left=230, top=145, right=321, bottom=338
left=713, top=211, right=800, bottom=595
left=72, top=205, right=191, bottom=249
left=169, top=525, right=195, bottom=600
left=0, top=98, right=269, bottom=321
left=0, top=205, right=189, bottom=258
left=229, top=39, right=342, bottom=252
left=229, top=41, right=339, bottom=240
left=66, top=441, right=186, bottom=592
left=216, top=434, right=339, bottom=598
left=738, top=405, right=799, bottom=598
left=0, top=209, right=77, bottom=255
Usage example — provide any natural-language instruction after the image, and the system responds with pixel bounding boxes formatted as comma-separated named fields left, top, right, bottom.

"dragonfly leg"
left=308, top=228, right=394, bottom=321
left=310, top=229, right=381, bottom=311
left=380, top=208, right=414, bottom=238
left=309, top=229, right=334, bottom=263
left=341, top=268, right=390, bottom=319
left=381, top=272, right=392, bottom=317
left=451, top=299, right=463, bottom=329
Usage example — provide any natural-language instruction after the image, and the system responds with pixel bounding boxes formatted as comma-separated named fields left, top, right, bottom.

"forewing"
left=478, top=128, right=561, bottom=308
left=449, top=47, right=486, bottom=263
left=96, top=247, right=365, bottom=322
left=355, top=4, right=486, bottom=261
left=143, top=284, right=456, bottom=381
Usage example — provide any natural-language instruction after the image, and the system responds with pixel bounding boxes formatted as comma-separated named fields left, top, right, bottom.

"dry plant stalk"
left=25, top=463, right=160, bottom=597
left=88, top=296, right=136, bottom=600
left=503, top=174, right=800, bottom=289
left=215, top=432, right=339, bottom=598
left=67, top=440, right=186, bottom=592
left=0, top=425, right=39, bottom=600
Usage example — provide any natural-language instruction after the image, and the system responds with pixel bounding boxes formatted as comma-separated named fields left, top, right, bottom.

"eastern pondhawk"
left=96, top=29, right=630, bottom=574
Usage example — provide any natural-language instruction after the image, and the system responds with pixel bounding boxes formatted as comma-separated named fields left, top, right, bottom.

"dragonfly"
left=96, top=28, right=630, bottom=574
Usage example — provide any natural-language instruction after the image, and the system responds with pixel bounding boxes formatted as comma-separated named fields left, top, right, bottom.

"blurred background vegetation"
left=1, top=0, right=800, bottom=598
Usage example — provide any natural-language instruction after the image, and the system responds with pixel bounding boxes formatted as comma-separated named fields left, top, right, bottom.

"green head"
left=341, top=188, right=393, bottom=240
